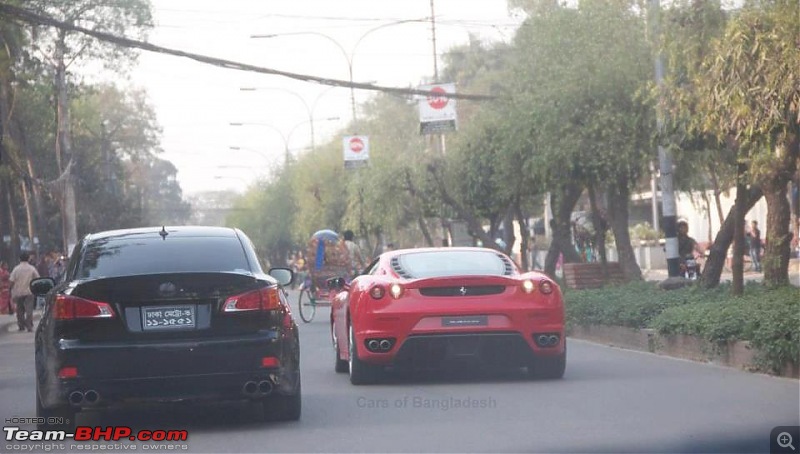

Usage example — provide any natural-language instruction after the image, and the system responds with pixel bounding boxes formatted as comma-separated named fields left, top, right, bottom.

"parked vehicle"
left=32, top=226, right=301, bottom=430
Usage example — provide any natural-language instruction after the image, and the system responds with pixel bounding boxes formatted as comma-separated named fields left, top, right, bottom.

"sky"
left=118, top=0, right=522, bottom=195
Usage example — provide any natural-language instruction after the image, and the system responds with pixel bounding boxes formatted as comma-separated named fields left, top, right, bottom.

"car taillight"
left=58, top=366, right=78, bottom=379
left=539, top=280, right=554, bottom=295
left=54, top=295, right=115, bottom=320
left=521, top=279, right=535, bottom=294
left=222, top=287, right=280, bottom=312
left=389, top=283, right=403, bottom=299
left=369, top=285, right=386, bottom=300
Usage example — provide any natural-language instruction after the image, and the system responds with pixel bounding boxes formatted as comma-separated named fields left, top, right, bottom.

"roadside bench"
left=563, top=262, right=625, bottom=290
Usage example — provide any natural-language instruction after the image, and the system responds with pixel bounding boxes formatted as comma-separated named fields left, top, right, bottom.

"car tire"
left=528, top=342, right=566, bottom=380
left=36, top=383, right=76, bottom=431
left=262, top=379, right=301, bottom=422
left=348, top=324, right=380, bottom=385
left=333, top=324, right=348, bottom=373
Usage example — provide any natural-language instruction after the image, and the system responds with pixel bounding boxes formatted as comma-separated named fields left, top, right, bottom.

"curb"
left=569, top=324, right=799, bottom=379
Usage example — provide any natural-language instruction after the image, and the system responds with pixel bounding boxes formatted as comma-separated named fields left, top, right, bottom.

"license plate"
left=142, top=305, right=196, bottom=331
left=441, top=315, right=488, bottom=327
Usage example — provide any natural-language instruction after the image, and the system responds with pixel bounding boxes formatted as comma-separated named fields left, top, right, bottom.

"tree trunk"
left=20, top=179, right=35, bottom=253
left=544, top=183, right=582, bottom=278
left=4, top=180, right=20, bottom=263
left=515, top=200, right=530, bottom=271
left=588, top=183, right=610, bottom=284
left=701, top=189, right=713, bottom=243
left=700, top=186, right=763, bottom=288
left=417, top=215, right=434, bottom=247
left=708, top=164, right=725, bottom=226
left=731, top=162, right=748, bottom=296
left=606, top=178, right=642, bottom=282
left=55, top=36, right=78, bottom=255
left=761, top=135, right=799, bottom=286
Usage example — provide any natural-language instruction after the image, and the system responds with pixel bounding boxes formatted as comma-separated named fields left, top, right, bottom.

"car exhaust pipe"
left=242, top=381, right=258, bottom=396
left=367, top=340, right=380, bottom=351
left=536, top=335, right=550, bottom=346
left=258, top=380, right=273, bottom=395
left=379, top=340, right=391, bottom=351
left=69, top=391, right=85, bottom=406
left=83, top=390, right=100, bottom=405
left=548, top=335, right=559, bottom=346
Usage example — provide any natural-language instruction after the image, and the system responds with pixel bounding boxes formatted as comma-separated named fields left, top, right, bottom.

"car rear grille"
left=419, top=285, right=505, bottom=297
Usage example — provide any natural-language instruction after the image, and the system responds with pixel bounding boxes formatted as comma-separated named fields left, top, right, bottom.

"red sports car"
left=329, top=247, right=566, bottom=384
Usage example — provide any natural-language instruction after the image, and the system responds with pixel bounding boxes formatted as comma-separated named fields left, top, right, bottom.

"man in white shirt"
left=9, top=252, right=40, bottom=332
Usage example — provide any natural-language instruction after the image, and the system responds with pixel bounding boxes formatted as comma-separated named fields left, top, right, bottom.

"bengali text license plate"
left=142, top=305, right=196, bottom=331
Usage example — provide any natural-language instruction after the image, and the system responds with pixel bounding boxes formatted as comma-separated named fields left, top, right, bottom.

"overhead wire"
left=0, top=3, right=497, bottom=101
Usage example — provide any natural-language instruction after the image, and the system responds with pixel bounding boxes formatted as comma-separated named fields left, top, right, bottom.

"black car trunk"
left=59, top=272, right=273, bottom=342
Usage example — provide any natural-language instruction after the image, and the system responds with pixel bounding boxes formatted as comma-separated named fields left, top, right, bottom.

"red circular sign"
left=427, top=86, right=449, bottom=110
left=349, top=137, right=364, bottom=153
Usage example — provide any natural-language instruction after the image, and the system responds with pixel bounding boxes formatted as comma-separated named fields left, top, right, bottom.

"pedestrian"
left=342, top=230, right=366, bottom=279
left=9, top=252, right=40, bottom=332
left=49, top=254, right=66, bottom=282
left=747, top=220, right=762, bottom=272
left=0, top=261, right=12, bottom=315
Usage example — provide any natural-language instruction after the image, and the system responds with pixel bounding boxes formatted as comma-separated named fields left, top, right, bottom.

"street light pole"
left=251, top=19, right=424, bottom=131
left=230, top=117, right=339, bottom=163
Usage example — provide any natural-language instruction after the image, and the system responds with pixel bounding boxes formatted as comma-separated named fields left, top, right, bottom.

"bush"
left=565, top=282, right=800, bottom=374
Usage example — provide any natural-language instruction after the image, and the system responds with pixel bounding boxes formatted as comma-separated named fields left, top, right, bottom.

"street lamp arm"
left=350, top=18, right=427, bottom=70
left=229, top=122, right=289, bottom=151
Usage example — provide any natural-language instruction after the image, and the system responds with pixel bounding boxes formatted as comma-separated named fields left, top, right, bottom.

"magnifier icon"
left=777, top=432, right=796, bottom=450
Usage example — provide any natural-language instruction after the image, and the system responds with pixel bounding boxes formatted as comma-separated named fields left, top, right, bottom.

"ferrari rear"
left=337, top=248, right=566, bottom=384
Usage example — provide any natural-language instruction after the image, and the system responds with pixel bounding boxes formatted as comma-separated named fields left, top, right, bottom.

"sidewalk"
left=643, top=257, right=800, bottom=287
left=0, top=309, right=43, bottom=337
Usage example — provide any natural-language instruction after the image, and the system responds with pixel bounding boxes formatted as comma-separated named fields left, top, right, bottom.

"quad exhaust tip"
left=243, top=381, right=258, bottom=396
left=257, top=380, right=273, bottom=395
left=366, top=338, right=395, bottom=352
left=84, top=390, right=100, bottom=404
left=535, top=334, right=560, bottom=347
left=69, top=391, right=84, bottom=406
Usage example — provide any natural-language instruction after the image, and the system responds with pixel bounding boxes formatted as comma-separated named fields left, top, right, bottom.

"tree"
left=25, top=0, right=152, bottom=253
left=503, top=1, right=654, bottom=280
left=692, top=0, right=799, bottom=287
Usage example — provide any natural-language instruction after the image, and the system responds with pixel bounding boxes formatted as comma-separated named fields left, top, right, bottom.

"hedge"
left=564, top=281, right=800, bottom=374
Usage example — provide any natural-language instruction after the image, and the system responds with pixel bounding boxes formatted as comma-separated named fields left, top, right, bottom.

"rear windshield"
left=77, top=237, right=251, bottom=279
left=397, top=250, right=511, bottom=279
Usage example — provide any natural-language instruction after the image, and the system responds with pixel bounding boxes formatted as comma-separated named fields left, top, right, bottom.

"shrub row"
left=563, top=282, right=800, bottom=374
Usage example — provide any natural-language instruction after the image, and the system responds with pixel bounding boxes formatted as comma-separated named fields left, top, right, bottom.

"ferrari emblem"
left=459, top=286, right=467, bottom=296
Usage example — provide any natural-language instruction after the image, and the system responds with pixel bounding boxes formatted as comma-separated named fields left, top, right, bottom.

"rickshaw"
left=297, top=229, right=350, bottom=323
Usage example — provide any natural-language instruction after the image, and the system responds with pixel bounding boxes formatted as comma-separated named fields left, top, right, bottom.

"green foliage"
left=565, top=281, right=695, bottom=329
left=566, top=282, right=800, bottom=374
left=227, top=170, right=297, bottom=266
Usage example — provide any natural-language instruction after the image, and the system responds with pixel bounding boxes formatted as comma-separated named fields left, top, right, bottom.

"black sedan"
left=31, top=226, right=301, bottom=430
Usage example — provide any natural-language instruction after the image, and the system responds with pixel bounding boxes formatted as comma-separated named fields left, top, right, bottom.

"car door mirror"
left=30, top=277, right=55, bottom=296
left=268, top=267, right=294, bottom=287
left=327, top=277, right=346, bottom=290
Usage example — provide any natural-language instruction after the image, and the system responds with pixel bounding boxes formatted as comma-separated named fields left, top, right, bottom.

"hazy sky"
left=117, top=0, right=521, bottom=194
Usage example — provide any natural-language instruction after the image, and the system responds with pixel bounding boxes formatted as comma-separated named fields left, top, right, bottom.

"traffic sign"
left=343, top=135, right=369, bottom=169
left=419, top=83, right=457, bottom=135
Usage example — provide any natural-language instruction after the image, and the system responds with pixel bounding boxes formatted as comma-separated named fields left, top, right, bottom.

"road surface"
left=1, top=292, right=797, bottom=453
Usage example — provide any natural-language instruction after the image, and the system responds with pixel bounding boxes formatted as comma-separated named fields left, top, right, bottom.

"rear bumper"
left=352, top=304, right=565, bottom=366
left=393, top=332, right=540, bottom=370
left=38, top=331, right=299, bottom=409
